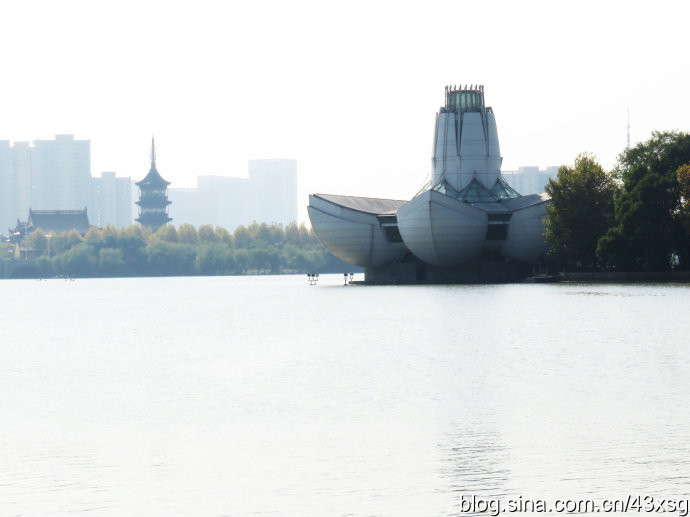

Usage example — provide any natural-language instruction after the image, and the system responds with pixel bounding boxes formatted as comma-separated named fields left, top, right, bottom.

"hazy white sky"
left=2, top=0, right=689, bottom=222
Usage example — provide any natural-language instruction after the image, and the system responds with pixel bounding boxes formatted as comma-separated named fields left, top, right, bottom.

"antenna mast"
left=626, top=108, right=631, bottom=149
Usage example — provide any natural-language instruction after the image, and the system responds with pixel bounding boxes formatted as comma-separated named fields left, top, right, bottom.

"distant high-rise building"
left=92, top=172, right=132, bottom=229
left=12, top=142, right=32, bottom=222
left=0, top=140, right=34, bottom=234
left=167, top=187, right=214, bottom=228
left=168, top=176, right=247, bottom=230
left=169, top=160, right=298, bottom=231
left=0, top=134, right=141, bottom=236
left=31, top=134, right=91, bottom=210
left=0, top=141, right=12, bottom=233
left=502, top=166, right=560, bottom=195
left=136, top=138, right=172, bottom=232
left=199, top=175, right=250, bottom=229
left=248, top=159, right=297, bottom=227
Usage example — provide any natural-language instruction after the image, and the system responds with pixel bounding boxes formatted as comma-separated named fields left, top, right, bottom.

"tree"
left=19, top=221, right=356, bottom=278
left=114, top=235, right=147, bottom=274
left=214, top=226, right=232, bottom=245
left=198, top=224, right=218, bottom=243
left=194, top=244, right=235, bottom=274
left=60, top=243, right=98, bottom=275
left=232, top=225, right=252, bottom=249
left=178, top=223, right=199, bottom=244
left=678, top=163, right=690, bottom=217
left=99, top=248, right=125, bottom=274
left=50, top=229, right=83, bottom=256
left=234, top=248, right=249, bottom=273
left=597, top=131, right=690, bottom=270
left=26, top=228, right=48, bottom=255
left=102, top=224, right=118, bottom=238
left=285, top=222, right=300, bottom=245
left=120, top=224, right=153, bottom=242
left=36, top=255, right=54, bottom=276
left=544, top=153, right=617, bottom=266
left=155, top=225, right=178, bottom=243
left=84, top=227, right=104, bottom=243
left=248, top=246, right=280, bottom=273
left=0, top=242, right=15, bottom=262
left=146, top=241, right=196, bottom=275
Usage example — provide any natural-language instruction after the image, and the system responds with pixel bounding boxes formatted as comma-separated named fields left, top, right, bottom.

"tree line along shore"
left=3, top=130, right=690, bottom=279
left=0, top=222, right=356, bottom=277
left=545, top=131, right=690, bottom=272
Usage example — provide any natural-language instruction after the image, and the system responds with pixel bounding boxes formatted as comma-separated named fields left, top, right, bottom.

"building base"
left=363, top=252, right=533, bottom=284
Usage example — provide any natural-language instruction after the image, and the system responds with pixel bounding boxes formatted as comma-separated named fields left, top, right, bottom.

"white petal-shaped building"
left=309, top=85, right=550, bottom=283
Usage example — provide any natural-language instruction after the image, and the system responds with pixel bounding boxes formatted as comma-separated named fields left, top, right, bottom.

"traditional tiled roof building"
left=23, top=208, right=90, bottom=235
left=8, top=208, right=90, bottom=246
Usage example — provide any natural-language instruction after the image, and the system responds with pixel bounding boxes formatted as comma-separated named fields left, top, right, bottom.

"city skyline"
left=0, top=132, right=562, bottom=234
left=0, top=134, right=300, bottom=234
left=2, top=1, right=688, bottom=225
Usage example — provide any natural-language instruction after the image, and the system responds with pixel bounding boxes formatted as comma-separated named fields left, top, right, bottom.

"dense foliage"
left=22, top=222, right=355, bottom=277
left=544, top=153, right=618, bottom=267
left=546, top=131, right=690, bottom=271
left=596, top=131, right=690, bottom=270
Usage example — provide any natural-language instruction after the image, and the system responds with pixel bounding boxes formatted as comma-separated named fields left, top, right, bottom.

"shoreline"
left=526, top=271, right=690, bottom=283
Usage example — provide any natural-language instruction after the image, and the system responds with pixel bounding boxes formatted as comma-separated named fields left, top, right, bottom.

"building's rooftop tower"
left=432, top=85, right=502, bottom=191
left=136, top=137, right=172, bottom=232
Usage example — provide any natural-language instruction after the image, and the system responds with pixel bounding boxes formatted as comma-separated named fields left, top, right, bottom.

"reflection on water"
left=0, top=277, right=689, bottom=516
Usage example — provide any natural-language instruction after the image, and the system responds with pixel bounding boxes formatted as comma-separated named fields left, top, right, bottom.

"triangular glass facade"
left=429, top=175, right=520, bottom=203
left=459, top=179, right=497, bottom=203
left=490, top=176, right=521, bottom=199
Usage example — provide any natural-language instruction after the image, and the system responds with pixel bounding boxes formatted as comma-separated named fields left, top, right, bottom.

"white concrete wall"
left=501, top=199, right=550, bottom=264
left=308, top=195, right=408, bottom=268
left=397, top=190, right=487, bottom=267
left=431, top=108, right=502, bottom=193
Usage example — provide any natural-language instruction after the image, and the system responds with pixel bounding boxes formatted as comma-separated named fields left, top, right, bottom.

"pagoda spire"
left=136, top=136, right=172, bottom=231
left=151, top=135, right=156, bottom=168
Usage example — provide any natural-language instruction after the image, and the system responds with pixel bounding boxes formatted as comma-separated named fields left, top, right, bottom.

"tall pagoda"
left=136, top=137, right=172, bottom=231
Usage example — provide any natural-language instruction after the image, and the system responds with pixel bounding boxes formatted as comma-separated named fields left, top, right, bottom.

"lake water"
left=1, top=275, right=689, bottom=516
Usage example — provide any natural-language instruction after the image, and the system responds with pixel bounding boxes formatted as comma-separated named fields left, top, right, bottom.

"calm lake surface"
left=1, top=275, right=689, bottom=516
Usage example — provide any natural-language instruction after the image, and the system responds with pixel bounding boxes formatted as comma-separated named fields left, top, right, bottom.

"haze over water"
left=1, top=276, right=689, bottom=516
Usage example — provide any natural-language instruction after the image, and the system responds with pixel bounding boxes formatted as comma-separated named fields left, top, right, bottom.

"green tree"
left=60, top=243, right=98, bottom=275
left=26, top=228, right=48, bottom=255
left=36, top=255, right=54, bottom=276
left=597, top=131, right=690, bottom=270
left=214, top=226, right=232, bottom=245
left=50, top=229, right=83, bottom=256
left=198, top=224, right=218, bottom=243
left=544, top=154, right=617, bottom=266
left=232, top=225, right=252, bottom=249
left=84, top=227, right=104, bottom=243
left=677, top=163, right=690, bottom=247
left=120, top=224, right=152, bottom=241
left=99, top=247, right=126, bottom=274
left=234, top=248, right=249, bottom=273
left=249, top=246, right=280, bottom=273
left=146, top=241, right=196, bottom=275
left=194, top=244, right=235, bottom=275
left=285, top=221, right=299, bottom=245
left=102, top=224, right=118, bottom=238
left=0, top=242, right=14, bottom=262
left=20, top=220, right=356, bottom=278
left=155, top=225, right=179, bottom=243
left=178, top=223, right=199, bottom=244
left=114, top=235, right=147, bottom=274
left=248, top=222, right=270, bottom=245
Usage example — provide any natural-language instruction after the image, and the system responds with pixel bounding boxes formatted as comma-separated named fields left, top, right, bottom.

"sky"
left=2, top=0, right=690, bottom=223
